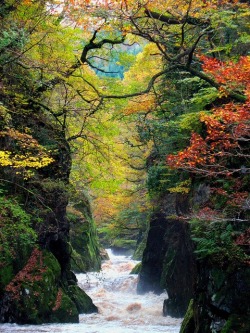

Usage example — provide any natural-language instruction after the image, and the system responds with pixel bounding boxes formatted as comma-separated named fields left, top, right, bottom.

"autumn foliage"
left=199, top=55, right=250, bottom=92
left=167, top=56, right=250, bottom=177
left=0, top=128, right=54, bottom=174
left=5, top=248, right=47, bottom=301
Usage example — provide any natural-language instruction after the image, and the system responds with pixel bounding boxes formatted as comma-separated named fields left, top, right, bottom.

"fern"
left=190, top=219, right=248, bottom=265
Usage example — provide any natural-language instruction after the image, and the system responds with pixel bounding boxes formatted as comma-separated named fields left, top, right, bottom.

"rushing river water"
left=0, top=249, right=182, bottom=333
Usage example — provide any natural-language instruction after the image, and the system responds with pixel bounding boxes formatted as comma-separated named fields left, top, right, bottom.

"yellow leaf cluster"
left=168, top=179, right=191, bottom=194
left=0, top=150, right=54, bottom=169
left=0, top=151, right=12, bottom=167
left=0, top=129, right=54, bottom=177
left=123, top=94, right=156, bottom=115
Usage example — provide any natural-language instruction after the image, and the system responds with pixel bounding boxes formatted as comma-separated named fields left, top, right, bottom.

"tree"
left=167, top=56, right=250, bottom=177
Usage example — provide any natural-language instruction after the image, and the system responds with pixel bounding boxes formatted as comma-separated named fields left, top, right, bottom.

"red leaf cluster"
left=235, top=228, right=250, bottom=246
left=167, top=56, right=250, bottom=176
left=52, top=288, right=63, bottom=311
left=195, top=207, right=220, bottom=221
left=199, top=55, right=250, bottom=91
left=5, top=248, right=47, bottom=300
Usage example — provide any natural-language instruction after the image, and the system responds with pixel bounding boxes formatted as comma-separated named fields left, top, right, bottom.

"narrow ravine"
left=0, top=250, right=182, bottom=333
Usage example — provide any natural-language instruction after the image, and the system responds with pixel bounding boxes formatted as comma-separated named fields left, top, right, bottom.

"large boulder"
left=0, top=249, right=97, bottom=324
left=137, top=193, right=197, bottom=318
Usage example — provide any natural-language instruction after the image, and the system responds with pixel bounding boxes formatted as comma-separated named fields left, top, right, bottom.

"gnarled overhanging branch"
left=100, top=64, right=247, bottom=104
left=34, top=30, right=125, bottom=96
left=144, top=9, right=210, bottom=27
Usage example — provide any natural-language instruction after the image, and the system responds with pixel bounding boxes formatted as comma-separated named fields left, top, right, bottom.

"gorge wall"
left=180, top=258, right=250, bottom=333
left=138, top=185, right=250, bottom=332
left=0, top=95, right=98, bottom=324
left=137, top=193, right=197, bottom=318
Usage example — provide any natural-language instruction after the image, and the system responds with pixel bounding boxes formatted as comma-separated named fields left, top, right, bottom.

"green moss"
left=68, top=285, right=98, bottom=314
left=43, top=250, right=61, bottom=276
left=160, top=248, right=176, bottom=288
left=133, top=232, right=148, bottom=260
left=222, top=314, right=250, bottom=333
left=180, top=300, right=195, bottom=333
left=70, top=248, right=88, bottom=272
left=68, top=205, right=101, bottom=273
left=130, top=262, right=142, bottom=274
left=50, top=289, right=79, bottom=323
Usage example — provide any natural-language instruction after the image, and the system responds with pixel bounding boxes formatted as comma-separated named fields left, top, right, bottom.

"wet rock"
left=137, top=193, right=197, bottom=317
left=0, top=249, right=98, bottom=324
left=68, top=285, right=98, bottom=314
left=100, top=248, right=110, bottom=260
left=181, top=263, right=250, bottom=333
left=68, top=194, right=101, bottom=273
left=130, top=262, right=142, bottom=274
left=50, top=289, right=79, bottom=323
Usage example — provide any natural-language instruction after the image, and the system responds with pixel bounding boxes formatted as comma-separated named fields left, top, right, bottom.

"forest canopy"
left=0, top=0, right=249, bottom=245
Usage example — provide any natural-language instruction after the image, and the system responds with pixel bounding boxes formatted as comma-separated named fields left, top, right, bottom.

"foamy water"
left=0, top=249, right=182, bottom=333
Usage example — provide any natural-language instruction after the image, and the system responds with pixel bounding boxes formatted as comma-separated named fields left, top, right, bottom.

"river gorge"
left=0, top=250, right=182, bottom=333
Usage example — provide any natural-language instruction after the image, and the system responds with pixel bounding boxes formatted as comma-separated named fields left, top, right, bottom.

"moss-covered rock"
left=69, top=210, right=101, bottom=272
left=130, top=262, right=142, bottom=274
left=0, top=196, right=37, bottom=296
left=0, top=249, right=61, bottom=324
left=68, top=193, right=101, bottom=273
left=137, top=193, right=197, bottom=318
left=50, top=289, right=78, bottom=323
left=133, top=231, right=148, bottom=260
left=68, top=285, right=98, bottom=314
left=0, top=249, right=97, bottom=324
left=180, top=299, right=195, bottom=333
left=181, top=262, right=250, bottom=333
left=111, top=239, right=137, bottom=256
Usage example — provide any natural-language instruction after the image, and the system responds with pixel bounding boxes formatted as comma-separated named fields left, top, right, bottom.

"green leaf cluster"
left=190, top=219, right=248, bottom=266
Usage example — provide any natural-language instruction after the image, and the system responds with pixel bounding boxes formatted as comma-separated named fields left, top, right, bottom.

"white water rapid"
left=0, top=249, right=182, bottom=333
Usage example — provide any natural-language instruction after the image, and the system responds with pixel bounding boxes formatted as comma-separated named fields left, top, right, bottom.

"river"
left=0, top=249, right=182, bottom=333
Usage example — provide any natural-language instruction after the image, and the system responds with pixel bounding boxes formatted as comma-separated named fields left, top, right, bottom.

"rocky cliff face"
left=180, top=260, right=250, bottom=333
left=139, top=183, right=250, bottom=331
left=0, top=106, right=98, bottom=323
left=137, top=193, right=197, bottom=318
left=68, top=192, right=101, bottom=273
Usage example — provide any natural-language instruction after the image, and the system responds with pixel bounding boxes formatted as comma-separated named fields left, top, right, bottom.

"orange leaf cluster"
left=52, top=288, right=63, bottom=311
left=167, top=132, right=208, bottom=169
left=167, top=101, right=250, bottom=174
left=123, top=95, right=156, bottom=115
left=200, top=55, right=250, bottom=91
left=167, top=56, right=250, bottom=175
